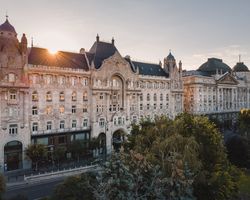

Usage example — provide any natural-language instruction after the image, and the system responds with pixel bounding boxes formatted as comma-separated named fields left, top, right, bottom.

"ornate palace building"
left=0, top=18, right=183, bottom=172
left=183, top=57, right=250, bottom=127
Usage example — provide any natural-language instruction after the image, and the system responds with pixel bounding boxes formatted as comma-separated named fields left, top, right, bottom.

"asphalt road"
left=4, top=177, right=66, bottom=200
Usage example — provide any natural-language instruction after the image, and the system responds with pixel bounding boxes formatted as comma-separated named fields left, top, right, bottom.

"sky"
left=1, top=0, right=249, bottom=70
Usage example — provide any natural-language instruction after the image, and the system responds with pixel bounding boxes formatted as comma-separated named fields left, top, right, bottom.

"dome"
left=198, top=58, right=231, bottom=75
left=0, top=18, right=17, bottom=34
left=232, top=62, right=249, bottom=72
left=167, top=52, right=175, bottom=60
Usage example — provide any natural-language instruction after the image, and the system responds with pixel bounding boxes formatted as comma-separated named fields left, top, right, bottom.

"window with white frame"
left=83, top=119, right=88, bottom=127
left=47, top=121, right=52, bottom=130
left=72, top=120, right=77, bottom=128
left=32, top=122, right=38, bottom=132
left=99, top=118, right=105, bottom=127
left=72, top=105, right=76, bottom=113
left=32, top=106, right=38, bottom=115
left=60, top=120, right=65, bottom=129
left=9, top=124, right=18, bottom=135
left=9, top=90, right=17, bottom=100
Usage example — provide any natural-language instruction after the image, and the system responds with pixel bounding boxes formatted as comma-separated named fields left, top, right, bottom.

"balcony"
left=31, top=126, right=91, bottom=136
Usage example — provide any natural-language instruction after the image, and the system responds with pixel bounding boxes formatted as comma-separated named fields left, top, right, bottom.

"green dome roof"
left=232, top=62, right=249, bottom=72
left=198, top=58, right=231, bottom=75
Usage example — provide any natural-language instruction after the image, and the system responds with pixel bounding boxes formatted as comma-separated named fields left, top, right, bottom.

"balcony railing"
left=32, top=126, right=91, bottom=136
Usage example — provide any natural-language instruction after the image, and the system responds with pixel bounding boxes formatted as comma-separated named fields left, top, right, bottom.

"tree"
left=226, top=135, right=250, bottom=169
left=53, top=146, right=66, bottom=168
left=238, top=109, right=250, bottom=139
left=25, top=144, right=47, bottom=171
left=52, top=173, right=96, bottom=200
left=0, top=173, right=5, bottom=200
left=68, top=140, right=87, bottom=162
left=126, top=113, right=241, bottom=200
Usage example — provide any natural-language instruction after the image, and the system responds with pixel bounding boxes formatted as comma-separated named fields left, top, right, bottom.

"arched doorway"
left=98, top=133, right=106, bottom=155
left=112, top=130, right=126, bottom=152
left=4, top=141, right=23, bottom=171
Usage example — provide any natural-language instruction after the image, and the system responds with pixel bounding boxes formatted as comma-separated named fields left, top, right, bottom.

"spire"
left=96, top=34, right=99, bottom=42
left=239, top=54, right=241, bottom=63
left=5, top=11, right=8, bottom=21
left=31, top=37, right=33, bottom=47
left=111, top=37, right=114, bottom=45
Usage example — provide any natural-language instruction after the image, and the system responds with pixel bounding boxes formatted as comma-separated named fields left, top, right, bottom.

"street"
left=4, top=177, right=65, bottom=200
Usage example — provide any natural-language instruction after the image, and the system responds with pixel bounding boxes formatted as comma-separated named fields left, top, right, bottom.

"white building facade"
left=183, top=58, right=250, bottom=127
left=0, top=18, right=183, bottom=172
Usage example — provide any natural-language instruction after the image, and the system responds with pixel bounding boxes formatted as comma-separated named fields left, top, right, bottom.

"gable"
left=217, top=73, right=238, bottom=85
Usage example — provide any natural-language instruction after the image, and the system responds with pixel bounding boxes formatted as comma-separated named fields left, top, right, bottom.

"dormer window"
left=9, top=90, right=17, bottom=100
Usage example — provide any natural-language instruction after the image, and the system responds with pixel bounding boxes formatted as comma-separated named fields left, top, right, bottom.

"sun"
left=48, top=48, right=58, bottom=55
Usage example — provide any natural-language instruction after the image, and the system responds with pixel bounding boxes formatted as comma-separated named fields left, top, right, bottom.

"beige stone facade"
left=0, top=18, right=183, bottom=172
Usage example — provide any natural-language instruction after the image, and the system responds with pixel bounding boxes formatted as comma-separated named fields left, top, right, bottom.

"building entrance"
left=4, top=141, right=22, bottom=171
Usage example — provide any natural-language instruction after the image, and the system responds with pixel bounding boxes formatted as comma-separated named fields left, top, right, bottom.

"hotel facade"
left=0, top=18, right=183, bottom=172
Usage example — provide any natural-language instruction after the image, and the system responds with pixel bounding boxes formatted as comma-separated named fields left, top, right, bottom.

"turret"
left=20, top=33, right=28, bottom=54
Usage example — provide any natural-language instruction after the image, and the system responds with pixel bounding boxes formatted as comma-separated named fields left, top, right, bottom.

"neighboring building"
left=183, top=57, right=250, bottom=127
left=0, top=18, right=183, bottom=172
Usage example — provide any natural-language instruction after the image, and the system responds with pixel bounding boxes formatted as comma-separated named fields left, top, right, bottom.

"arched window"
left=72, top=91, right=77, bottom=101
left=32, top=91, right=38, bottom=101
left=46, top=92, right=52, bottom=102
left=83, top=92, right=88, bottom=101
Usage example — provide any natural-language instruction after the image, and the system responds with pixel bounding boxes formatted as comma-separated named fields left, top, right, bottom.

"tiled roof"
left=28, top=47, right=89, bottom=70
left=88, top=41, right=118, bottom=69
left=182, top=70, right=211, bottom=77
left=131, top=61, right=169, bottom=77
left=0, top=19, right=16, bottom=34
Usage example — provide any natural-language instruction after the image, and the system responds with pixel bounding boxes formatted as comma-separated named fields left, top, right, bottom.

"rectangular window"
left=160, top=103, right=163, bottom=109
left=72, top=120, right=77, bottom=128
left=147, top=104, right=150, bottom=110
left=99, top=118, right=105, bottom=127
left=154, top=103, right=157, bottom=109
left=83, top=106, right=87, bottom=113
left=72, top=105, right=76, bottom=113
left=60, top=120, right=65, bottom=129
left=9, top=124, right=18, bottom=134
left=140, top=103, right=143, bottom=110
left=32, top=122, right=38, bottom=132
left=100, top=93, right=104, bottom=100
left=32, top=106, right=38, bottom=115
left=9, top=92, right=16, bottom=100
left=47, top=121, right=52, bottom=130
left=83, top=119, right=88, bottom=127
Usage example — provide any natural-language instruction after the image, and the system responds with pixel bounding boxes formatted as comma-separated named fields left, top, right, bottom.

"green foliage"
left=94, top=151, right=167, bottom=200
left=226, top=135, right=250, bottom=168
left=53, top=146, right=66, bottom=167
left=238, top=109, right=250, bottom=139
left=127, top=113, right=241, bottom=200
left=238, top=170, right=250, bottom=198
left=0, top=173, right=5, bottom=200
left=68, top=140, right=88, bottom=162
left=25, top=143, right=47, bottom=171
left=52, top=173, right=96, bottom=200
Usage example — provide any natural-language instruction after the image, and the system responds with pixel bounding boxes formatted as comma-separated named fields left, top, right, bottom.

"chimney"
left=96, top=34, right=99, bottom=42
left=111, top=37, right=115, bottom=45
